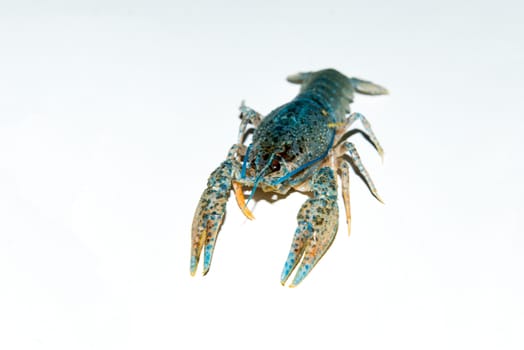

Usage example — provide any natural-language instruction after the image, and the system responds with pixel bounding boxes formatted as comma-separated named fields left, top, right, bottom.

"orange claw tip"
left=240, top=204, right=256, bottom=220
left=190, top=257, right=198, bottom=276
left=233, top=181, right=256, bottom=220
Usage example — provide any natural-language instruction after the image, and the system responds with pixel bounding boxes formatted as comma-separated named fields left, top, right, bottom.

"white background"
left=1, top=1, right=523, bottom=349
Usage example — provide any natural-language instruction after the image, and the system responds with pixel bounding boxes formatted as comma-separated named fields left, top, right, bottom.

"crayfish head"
left=247, top=142, right=298, bottom=182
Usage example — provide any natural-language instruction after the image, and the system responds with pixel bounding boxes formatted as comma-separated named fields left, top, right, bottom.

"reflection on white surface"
left=1, top=1, right=523, bottom=349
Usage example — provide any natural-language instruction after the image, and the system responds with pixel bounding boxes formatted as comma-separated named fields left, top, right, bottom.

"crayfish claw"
left=281, top=167, right=339, bottom=287
left=280, top=223, right=309, bottom=285
left=190, top=157, right=237, bottom=276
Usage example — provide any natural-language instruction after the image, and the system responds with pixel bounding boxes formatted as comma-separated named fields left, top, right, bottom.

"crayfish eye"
left=270, top=158, right=281, bottom=172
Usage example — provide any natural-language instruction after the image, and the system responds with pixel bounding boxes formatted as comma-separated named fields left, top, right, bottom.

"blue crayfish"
left=190, top=69, right=387, bottom=287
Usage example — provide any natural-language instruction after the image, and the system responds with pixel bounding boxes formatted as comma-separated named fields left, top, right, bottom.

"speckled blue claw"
left=190, top=158, right=236, bottom=276
left=280, top=167, right=339, bottom=287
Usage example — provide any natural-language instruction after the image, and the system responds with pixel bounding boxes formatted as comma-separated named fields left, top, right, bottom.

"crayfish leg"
left=338, top=159, right=352, bottom=236
left=232, top=181, right=255, bottom=220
